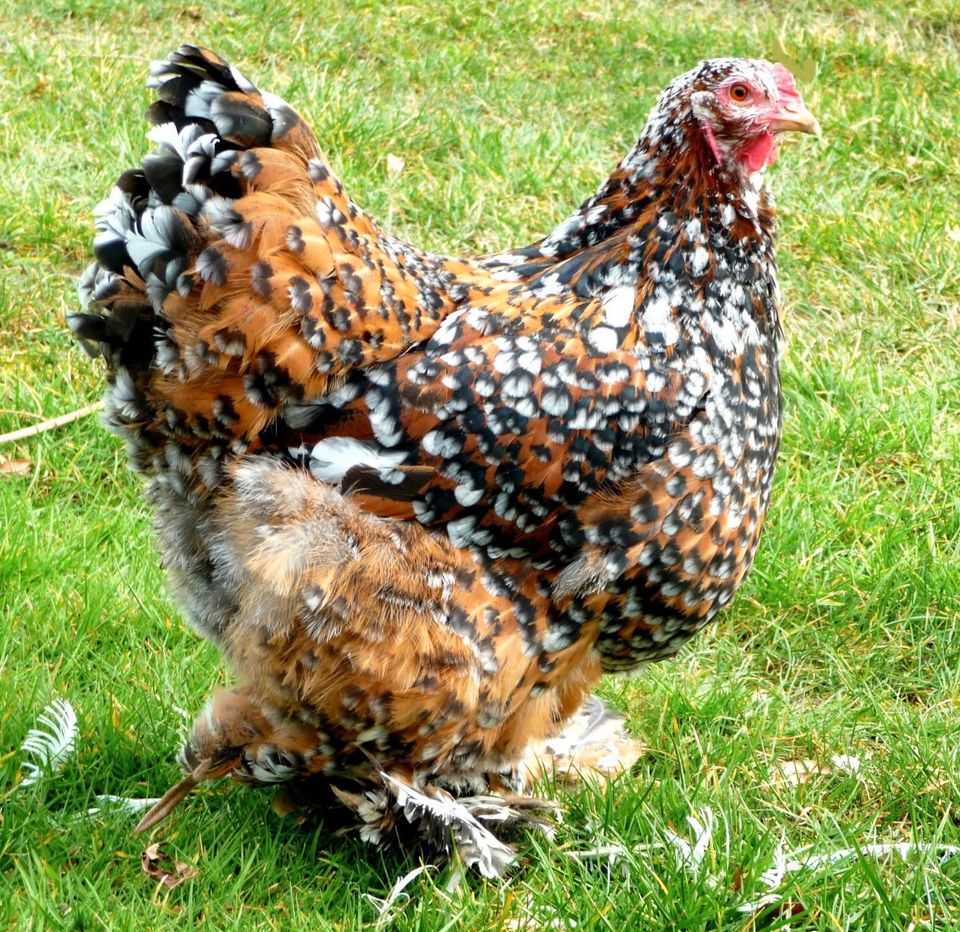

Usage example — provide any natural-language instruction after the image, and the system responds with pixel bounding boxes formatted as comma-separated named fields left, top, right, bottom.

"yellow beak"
left=770, top=103, right=822, bottom=138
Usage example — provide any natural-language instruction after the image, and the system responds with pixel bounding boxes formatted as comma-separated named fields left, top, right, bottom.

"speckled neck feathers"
left=482, top=58, right=782, bottom=347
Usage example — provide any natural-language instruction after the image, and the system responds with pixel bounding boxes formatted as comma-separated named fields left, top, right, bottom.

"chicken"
left=71, top=46, right=818, bottom=873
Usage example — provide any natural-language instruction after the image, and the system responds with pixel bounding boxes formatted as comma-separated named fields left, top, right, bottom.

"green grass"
left=2, top=0, right=959, bottom=927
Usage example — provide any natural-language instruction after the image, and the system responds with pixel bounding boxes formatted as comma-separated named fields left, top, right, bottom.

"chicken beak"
left=769, top=102, right=821, bottom=138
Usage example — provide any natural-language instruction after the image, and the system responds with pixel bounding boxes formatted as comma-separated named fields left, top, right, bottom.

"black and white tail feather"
left=69, top=46, right=313, bottom=462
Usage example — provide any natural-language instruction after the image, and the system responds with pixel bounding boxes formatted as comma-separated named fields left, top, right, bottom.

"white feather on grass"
left=663, top=807, right=716, bottom=882
left=365, top=865, right=433, bottom=929
left=19, top=699, right=78, bottom=787
left=583, top=803, right=960, bottom=915
left=737, top=841, right=960, bottom=914
left=87, top=795, right=164, bottom=816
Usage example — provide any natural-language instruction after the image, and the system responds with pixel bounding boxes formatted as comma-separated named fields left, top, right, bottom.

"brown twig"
left=0, top=401, right=104, bottom=445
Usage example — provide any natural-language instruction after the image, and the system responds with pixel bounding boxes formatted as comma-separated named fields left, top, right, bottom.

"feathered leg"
left=133, top=685, right=323, bottom=834
left=520, top=695, right=645, bottom=786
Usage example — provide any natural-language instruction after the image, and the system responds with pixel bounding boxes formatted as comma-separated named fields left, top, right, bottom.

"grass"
left=1, top=0, right=959, bottom=927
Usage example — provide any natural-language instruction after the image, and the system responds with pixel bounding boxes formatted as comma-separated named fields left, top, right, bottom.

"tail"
left=144, top=46, right=320, bottom=156
left=69, top=46, right=325, bottom=484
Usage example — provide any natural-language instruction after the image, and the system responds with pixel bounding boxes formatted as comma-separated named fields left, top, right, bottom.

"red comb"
left=771, top=63, right=802, bottom=101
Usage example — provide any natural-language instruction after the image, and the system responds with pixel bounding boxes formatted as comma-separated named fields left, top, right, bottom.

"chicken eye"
left=729, top=83, right=750, bottom=103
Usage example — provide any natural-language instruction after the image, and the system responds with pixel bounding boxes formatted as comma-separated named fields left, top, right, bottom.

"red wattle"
left=739, top=131, right=778, bottom=172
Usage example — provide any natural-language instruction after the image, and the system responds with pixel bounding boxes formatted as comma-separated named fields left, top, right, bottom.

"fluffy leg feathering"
left=128, top=457, right=611, bottom=872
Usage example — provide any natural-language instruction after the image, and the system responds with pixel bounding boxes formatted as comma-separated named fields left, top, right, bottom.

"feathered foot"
left=327, top=769, right=557, bottom=878
left=133, top=686, right=321, bottom=835
left=521, top=694, right=645, bottom=786
left=271, top=766, right=561, bottom=878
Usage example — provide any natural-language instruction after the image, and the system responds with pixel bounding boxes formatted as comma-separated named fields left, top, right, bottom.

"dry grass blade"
left=0, top=402, right=104, bottom=445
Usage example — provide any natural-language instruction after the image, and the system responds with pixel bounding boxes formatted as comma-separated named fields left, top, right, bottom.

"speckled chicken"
left=71, top=46, right=818, bottom=873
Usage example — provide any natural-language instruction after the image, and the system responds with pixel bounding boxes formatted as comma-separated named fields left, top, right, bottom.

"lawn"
left=1, top=0, right=959, bottom=927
